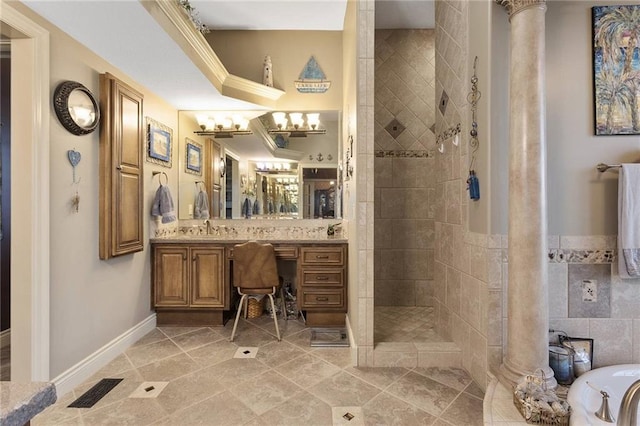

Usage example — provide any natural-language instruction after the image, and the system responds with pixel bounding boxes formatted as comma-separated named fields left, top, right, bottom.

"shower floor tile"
left=375, top=306, right=447, bottom=343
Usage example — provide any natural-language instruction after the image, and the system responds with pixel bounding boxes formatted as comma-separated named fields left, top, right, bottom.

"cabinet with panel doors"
left=152, top=243, right=225, bottom=325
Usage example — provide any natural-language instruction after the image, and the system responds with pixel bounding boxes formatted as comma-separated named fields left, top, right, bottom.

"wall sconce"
left=268, top=112, right=327, bottom=137
left=219, top=157, right=226, bottom=177
left=193, top=113, right=253, bottom=138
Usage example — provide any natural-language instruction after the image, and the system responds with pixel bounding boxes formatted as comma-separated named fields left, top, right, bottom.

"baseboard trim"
left=345, top=314, right=358, bottom=366
left=0, top=329, right=10, bottom=349
left=52, top=314, right=156, bottom=397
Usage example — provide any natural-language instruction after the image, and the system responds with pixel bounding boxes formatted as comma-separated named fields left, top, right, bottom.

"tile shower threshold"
left=374, top=341, right=459, bottom=352
left=372, top=340, right=462, bottom=368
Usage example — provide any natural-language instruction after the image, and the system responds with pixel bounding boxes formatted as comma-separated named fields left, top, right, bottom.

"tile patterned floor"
left=33, top=315, right=483, bottom=425
left=375, top=306, right=447, bottom=343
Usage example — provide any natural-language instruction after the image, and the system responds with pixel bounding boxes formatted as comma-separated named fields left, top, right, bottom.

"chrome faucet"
left=203, top=219, right=211, bottom=235
left=617, top=379, right=640, bottom=426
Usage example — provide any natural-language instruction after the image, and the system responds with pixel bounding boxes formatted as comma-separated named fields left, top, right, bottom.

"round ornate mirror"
left=53, top=81, right=100, bottom=136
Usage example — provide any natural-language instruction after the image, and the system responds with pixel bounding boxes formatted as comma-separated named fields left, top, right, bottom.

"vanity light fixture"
left=268, top=112, right=326, bottom=137
left=193, top=113, right=253, bottom=138
left=255, top=162, right=294, bottom=172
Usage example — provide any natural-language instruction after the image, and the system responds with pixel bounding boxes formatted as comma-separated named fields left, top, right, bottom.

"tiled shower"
left=373, top=29, right=438, bottom=342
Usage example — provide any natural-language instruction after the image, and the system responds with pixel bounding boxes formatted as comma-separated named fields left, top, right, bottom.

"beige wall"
left=10, top=2, right=180, bottom=377
left=546, top=0, right=640, bottom=235
left=206, top=30, right=343, bottom=111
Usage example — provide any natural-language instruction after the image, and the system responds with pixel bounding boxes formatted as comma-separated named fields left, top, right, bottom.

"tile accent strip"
left=548, top=249, right=615, bottom=264
left=374, top=150, right=433, bottom=158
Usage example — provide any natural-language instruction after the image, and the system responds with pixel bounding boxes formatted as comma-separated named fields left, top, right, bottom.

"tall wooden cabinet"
left=99, top=73, right=144, bottom=259
left=152, top=244, right=225, bottom=325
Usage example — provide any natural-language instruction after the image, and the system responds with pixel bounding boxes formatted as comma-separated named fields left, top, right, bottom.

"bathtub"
left=566, top=364, right=640, bottom=425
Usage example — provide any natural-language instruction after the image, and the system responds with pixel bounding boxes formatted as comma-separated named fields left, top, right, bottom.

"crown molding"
left=142, top=1, right=284, bottom=107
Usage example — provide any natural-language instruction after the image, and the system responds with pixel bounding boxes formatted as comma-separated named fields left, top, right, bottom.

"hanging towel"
left=151, top=184, right=176, bottom=224
left=194, top=190, right=209, bottom=220
left=618, top=164, right=640, bottom=278
left=242, top=198, right=252, bottom=218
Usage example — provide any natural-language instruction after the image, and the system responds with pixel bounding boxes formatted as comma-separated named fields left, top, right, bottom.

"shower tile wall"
left=433, top=0, right=495, bottom=390
left=374, top=29, right=436, bottom=308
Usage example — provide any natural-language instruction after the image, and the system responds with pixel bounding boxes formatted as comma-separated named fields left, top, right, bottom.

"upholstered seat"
left=230, top=241, right=282, bottom=341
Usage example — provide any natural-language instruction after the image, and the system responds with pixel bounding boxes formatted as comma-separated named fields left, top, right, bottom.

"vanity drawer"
left=301, top=269, right=344, bottom=287
left=227, top=245, right=298, bottom=259
left=301, top=289, right=344, bottom=308
left=301, top=247, right=344, bottom=265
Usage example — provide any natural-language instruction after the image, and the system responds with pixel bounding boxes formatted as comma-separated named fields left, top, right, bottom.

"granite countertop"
left=150, top=235, right=348, bottom=244
left=1, top=382, right=57, bottom=426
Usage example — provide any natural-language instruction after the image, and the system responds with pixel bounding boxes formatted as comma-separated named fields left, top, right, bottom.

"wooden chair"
left=230, top=241, right=282, bottom=342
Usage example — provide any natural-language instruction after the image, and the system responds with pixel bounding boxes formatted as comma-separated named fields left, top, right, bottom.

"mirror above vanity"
left=177, top=110, right=342, bottom=221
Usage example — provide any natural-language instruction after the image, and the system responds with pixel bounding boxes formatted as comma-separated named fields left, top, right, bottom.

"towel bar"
left=596, top=163, right=621, bottom=173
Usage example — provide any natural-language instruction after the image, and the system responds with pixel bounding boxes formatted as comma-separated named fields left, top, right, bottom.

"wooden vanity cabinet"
left=152, top=244, right=225, bottom=325
left=299, top=245, right=347, bottom=327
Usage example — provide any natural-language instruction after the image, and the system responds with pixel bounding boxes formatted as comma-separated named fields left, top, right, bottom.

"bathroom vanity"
left=151, top=236, right=347, bottom=327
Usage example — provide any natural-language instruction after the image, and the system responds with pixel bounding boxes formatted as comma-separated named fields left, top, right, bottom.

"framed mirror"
left=53, top=80, right=100, bottom=135
left=177, top=110, right=341, bottom=220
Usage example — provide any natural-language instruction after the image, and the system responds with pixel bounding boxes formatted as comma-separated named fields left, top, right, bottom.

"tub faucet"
left=595, top=390, right=615, bottom=423
left=617, top=379, right=640, bottom=426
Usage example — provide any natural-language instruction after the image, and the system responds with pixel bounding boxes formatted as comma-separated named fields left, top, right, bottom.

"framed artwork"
left=593, top=5, right=640, bottom=135
left=146, top=117, right=172, bottom=167
left=559, top=335, right=594, bottom=371
left=185, top=139, right=202, bottom=176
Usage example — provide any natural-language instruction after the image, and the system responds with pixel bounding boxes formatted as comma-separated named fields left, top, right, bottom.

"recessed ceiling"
left=21, top=0, right=271, bottom=111
left=191, top=0, right=348, bottom=31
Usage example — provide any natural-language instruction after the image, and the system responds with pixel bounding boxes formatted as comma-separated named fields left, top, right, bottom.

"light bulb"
left=272, top=112, right=287, bottom=129
left=290, top=112, right=304, bottom=129
left=307, top=113, right=320, bottom=130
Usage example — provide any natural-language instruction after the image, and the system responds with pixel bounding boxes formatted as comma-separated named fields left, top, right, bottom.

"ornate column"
left=496, top=0, right=557, bottom=389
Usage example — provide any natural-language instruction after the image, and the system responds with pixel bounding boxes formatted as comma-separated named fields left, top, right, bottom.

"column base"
left=498, top=358, right=557, bottom=391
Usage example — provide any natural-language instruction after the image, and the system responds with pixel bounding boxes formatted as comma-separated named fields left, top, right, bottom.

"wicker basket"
left=513, top=370, right=571, bottom=425
left=246, top=297, right=264, bottom=319
left=513, top=394, right=570, bottom=425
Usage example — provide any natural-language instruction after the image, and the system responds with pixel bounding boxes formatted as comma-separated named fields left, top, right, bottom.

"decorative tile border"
left=153, top=225, right=177, bottom=238
left=548, top=249, right=615, bottom=264
left=177, top=224, right=332, bottom=239
left=374, top=150, right=433, bottom=158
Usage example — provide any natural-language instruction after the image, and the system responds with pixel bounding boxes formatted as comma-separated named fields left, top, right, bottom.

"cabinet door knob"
left=315, top=255, right=329, bottom=259
left=316, top=276, right=329, bottom=281
left=182, top=254, right=187, bottom=260
left=316, top=297, right=329, bottom=302
left=116, top=165, right=123, bottom=170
